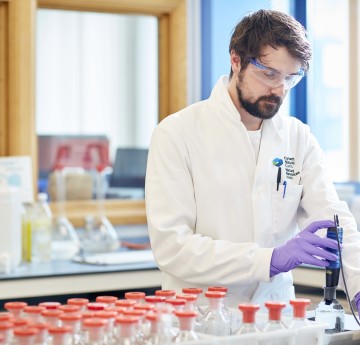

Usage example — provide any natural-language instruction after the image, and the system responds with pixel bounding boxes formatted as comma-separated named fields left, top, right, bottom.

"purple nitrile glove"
left=355, top=292, right=360, bottom=317
left=270, top=220, right=338, bottom=277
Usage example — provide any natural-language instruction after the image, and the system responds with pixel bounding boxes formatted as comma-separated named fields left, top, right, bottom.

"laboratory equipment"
left=288, top=298, right=311, bottom=329
left=199, top=291, right=231, bottom=336
left=262, top=301, right=287, bottom=332
left=235, top=303, right=261, bottom=335
left=315, top=216, right=345, bottom=334
left=173, top=310, right=199, bottom=343
left=80, top=165, right=119, bottom=255
left=23, top=193, right=53, bottom=263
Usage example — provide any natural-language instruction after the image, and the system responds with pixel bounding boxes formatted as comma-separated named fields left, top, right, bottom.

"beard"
left=236, top=72, right=282, bottom=120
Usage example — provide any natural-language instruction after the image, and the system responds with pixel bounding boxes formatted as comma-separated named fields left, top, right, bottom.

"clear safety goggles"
left=249, top=58, right=304, bottom=90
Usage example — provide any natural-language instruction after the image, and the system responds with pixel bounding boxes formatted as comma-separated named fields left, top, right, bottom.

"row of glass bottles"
left=1, top=288, right=313, bottom=345
left=22, top=165, right=119, bottom=263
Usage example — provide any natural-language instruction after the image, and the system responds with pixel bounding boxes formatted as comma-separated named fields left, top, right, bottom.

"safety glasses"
left=249, top=58, right=304, bottom=90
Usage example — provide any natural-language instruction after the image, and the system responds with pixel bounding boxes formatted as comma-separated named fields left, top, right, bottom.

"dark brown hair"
left=229, top=9, right=312, bottom=78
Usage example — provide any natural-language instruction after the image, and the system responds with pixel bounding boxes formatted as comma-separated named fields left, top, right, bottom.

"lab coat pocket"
left=271, top=184, right=303, bottom=242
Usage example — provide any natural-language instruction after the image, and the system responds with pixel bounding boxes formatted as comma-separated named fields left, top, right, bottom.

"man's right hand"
left=270, top=220, right=339, bottom=277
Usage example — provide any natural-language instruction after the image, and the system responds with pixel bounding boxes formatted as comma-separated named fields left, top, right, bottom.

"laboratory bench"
left=0, top=224, right=161, bottom=305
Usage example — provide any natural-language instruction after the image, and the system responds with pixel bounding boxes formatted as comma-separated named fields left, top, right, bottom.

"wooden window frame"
left=0, top=0, right=187, bottom=226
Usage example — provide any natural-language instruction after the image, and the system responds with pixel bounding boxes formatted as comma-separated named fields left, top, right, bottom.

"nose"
left=271, top=83, right=287, bottom=97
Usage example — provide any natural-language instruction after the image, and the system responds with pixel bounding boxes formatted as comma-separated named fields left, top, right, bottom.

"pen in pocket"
left=282, top=181, right=287, bottom=198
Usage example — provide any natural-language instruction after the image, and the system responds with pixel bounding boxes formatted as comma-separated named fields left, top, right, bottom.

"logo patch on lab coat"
left=284, top=156, right=300, bottom=180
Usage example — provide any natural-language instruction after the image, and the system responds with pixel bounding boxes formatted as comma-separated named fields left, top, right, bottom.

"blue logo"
left=272, top=158, right=283, bottom=167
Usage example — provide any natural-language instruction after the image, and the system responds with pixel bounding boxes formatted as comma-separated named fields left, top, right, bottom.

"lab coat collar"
left=210, top=76, right=286, bottom=143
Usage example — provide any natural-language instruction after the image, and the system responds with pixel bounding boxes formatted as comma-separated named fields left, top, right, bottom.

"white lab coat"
left=145, top=76, right=360, bottom=308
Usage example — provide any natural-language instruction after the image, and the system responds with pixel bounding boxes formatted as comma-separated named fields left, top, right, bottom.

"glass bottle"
left=289, top=298, right=311, bottom=329
left=165, top=299, right=186, bottom=329
left=199, top=291, right=231, bottom=336
left=67, top=299, right=90, bottom=312
left=115, top=300, right=136, bottom=311
left=93, top=311, right=118, bottom=345
left=0, top=321, right=14, bottom=345
left=144, top=312, right=173, bottom=345
left=124, top=292, right=146, bottom=305
left=48, top=326, right=73, bottom=345
left=207, top=286, right=233, bottom=331
left=182, top=288, right=205, bottom=315
left=173, top=310, right=199, bottom=343
left=13, top=328, right=38, bottom=345
left=58, top=313, right=82, bottom=345
left=155, top=290, right=176, bottom=300
left=25, top=193, right=53, bottom=263
left=122, top=310, right=147, bottom=344
left=262, top=301, right=287, bottom=332
left=315, top=286, right=345, bottom=334
left=235, top=303, right=261, bottom=335
left=4, top=302, right=28, bottom=317
left=41, top=310, right=63, bottom=328
left=29, top=322, right=48, bottom=345
left=114, top=315, right=139, bottom=345
left=23, top=306, right=46, bottom=323
left=83, top=318, right=107, bottom=345
left=51, top=167, right=80, bottom=260
left=96, top=296, right=118, bottom=307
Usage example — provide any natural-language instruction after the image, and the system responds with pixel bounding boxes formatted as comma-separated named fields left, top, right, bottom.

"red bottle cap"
left=105, top=306, right=126, bottom=314
left=122, top=309, right=146, bottom=317
left=238, top=303, right=260, bottom=323
left=175, top=293, right=197, bottom=301
left=208, top=286, right=228, bottom=293
left=174, top=310, right=198, bottom=318
left=67, top=298, right=89, bottom=306
left=94, top=311, right=118, bottom=319
left=0, top=312, right=13, bottom=321
left=87, top=303, right=107, bottom=311
left=133, top=303, right=155, bottom=311
left=4, top=302, right=28, bottom=310
left=96, top=296, right=118, bottom=304
left=59, top=313, right=82, bottom=321
left=124, top=292, right=146, bottom=300
left=182, top=288, right=203, bottom=295
left=13, top=327, right=38, bottom=337
left=83, top=318, right=107, bottom=328
left=23, top=306, right=45, bottom=314
left=48, top=326, right=72, bottom=334
left=144, top=296, right=166, bottom=304
left=165, top=298, right=186, bottom=306
left=204, top=291, right=226, bottom=299
left=289, top=298, right=311, bottom=318
left=265, top=301, right=286, bottom=321
left=81, top=311, right=95, bottom=320
left=39, top=302, right=61, bottom=310
left=115, top=299, right=136, bottom=308
left=155, top=290, right=176, bottom=297
left=12, top=318, right=29, bottom=327
left=115, top=315, right=140, bottom=324
left=28, top=322, right=48, bottom=330
left=41, top=309, right=63, bottom=318
left=0, top=321, right=14, bottom=330
left=58, top=305, right=81, bottom=313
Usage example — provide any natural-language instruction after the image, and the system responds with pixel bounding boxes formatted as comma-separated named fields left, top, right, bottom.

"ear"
left=230, top=49, right=241, bottom=74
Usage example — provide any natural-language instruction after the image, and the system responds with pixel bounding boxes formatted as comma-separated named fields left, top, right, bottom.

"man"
left=145, top=9, right=360, bottom=312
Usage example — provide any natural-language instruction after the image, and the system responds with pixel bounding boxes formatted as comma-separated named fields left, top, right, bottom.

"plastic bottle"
left=181, top=288, right=205, bottom=315
left=262, top=301, right=287, bottom=332
left=23, top=193, right=53, bottom=263
left=124, top=292, right=146, bottom=305
left=29, top=322, right=48, bottom=345
left=144, top=312, right=173, bottom=345
left=173, top=310, right=199, bottom=343
left=235, top=303, right=261, bottom=335
left=41, top=310, right=63, bottom=328
left=115, top=300, right=136, bottom=311
left=289, top=298, right=311, bottom=329
left=155, top=290, right=176, bottom=300
left=315, top=286, right=345, bottom=334
left=199, top=291, right=231, bottom=336
left=93, top=311, right=117, bottom=345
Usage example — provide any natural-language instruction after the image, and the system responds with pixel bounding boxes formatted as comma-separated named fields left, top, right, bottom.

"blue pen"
left=282, top=181, right=287, bottom=198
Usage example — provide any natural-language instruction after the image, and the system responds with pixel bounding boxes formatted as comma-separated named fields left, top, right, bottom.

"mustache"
left=258, top=95, right=282, bottom=104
